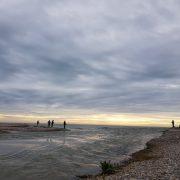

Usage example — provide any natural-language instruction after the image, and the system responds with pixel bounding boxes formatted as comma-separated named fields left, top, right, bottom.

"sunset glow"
left=1, top=0, right=180, bottom=127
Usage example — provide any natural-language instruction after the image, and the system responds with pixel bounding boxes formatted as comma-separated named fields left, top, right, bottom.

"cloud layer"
left=1, top=0, right=180, bottom=122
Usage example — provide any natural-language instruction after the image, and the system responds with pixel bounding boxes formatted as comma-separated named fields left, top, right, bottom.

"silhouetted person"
left=172, top=120, right=175, bottom=128
left=48, top=120, right=51, bottom=128
left=63, top=121, right=67, bottom=129
left=37, top=121, right=39, bottom=127
left=51, top=120, right=54, bottom=127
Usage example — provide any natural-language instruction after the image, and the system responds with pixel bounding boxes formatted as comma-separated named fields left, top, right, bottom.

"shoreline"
left=0, top=123, right=70, bottom=133
left=80, top=128, right=180, bottom=179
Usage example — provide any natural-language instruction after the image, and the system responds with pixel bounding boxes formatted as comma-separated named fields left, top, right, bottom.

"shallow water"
left=0, top=125, right=165, bottom=180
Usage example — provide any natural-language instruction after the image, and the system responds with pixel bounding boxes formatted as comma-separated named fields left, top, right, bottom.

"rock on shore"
left=89, top=128, right=180, bottom=180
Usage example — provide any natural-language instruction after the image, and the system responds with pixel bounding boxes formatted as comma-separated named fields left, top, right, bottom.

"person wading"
left=51, top=120, right=54, bottom=127
left=48, top=120, right=51, bottom=128
left=37, top=121, right=39, bottom=127
left=63, top=121, right=67, bottom=129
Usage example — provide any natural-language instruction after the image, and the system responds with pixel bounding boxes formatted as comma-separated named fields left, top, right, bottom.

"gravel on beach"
left=90, top=128, right=180, bottom=180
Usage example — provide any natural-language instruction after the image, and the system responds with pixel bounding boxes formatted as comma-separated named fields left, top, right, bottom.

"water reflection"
left=46, top=137, right=53, bottom=143
left=46, top=131, right=66, bottom=145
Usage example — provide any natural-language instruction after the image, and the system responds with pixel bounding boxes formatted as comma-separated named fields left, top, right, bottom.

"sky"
left=0, top=0, right=180, bottom=126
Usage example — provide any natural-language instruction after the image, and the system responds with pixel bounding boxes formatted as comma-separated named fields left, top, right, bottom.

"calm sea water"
left=0, top=125, right=165, bottom=180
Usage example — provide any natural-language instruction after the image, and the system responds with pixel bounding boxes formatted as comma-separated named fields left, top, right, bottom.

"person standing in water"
left=63, top=121, right=67, bottom=129
left=51, top=120, right=54, bottom=127
left=37, top=121, right=39, bottom=127
left=48, top=120, right=51, bottom=128
left=172, top=120, right=175, bottom=128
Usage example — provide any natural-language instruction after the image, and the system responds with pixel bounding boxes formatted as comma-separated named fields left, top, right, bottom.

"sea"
left=0, top=124, right=165, bottom=180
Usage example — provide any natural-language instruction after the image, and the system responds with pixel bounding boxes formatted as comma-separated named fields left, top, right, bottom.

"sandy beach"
left=86, top=128, right=180, bottom=180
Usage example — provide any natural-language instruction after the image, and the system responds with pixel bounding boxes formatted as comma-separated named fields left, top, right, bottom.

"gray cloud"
left=0, top=0, right=180, bottom=119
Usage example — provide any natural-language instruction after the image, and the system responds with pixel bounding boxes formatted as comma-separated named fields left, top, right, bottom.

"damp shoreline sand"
left=82, top=128, right=180, bottom=179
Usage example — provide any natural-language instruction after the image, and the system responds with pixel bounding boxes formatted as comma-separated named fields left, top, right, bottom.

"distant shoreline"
left=80, top=128, right=180, bottom=179
left=0, top=123, right=69, bottom=133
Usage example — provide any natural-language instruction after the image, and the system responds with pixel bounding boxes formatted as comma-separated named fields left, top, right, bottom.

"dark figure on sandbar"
left=63, top=121, right=67, bottom=129
left=51, top=120, right=54, bottom=127
left=172, top=120, right=175, bottom=128
left=48, top=120, right=51, bottom=128
left=37, top=120, right=39, bottom=127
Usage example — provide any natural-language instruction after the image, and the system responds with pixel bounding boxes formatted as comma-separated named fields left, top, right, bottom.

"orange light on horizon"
left=0, top=112, right=179, bottom=127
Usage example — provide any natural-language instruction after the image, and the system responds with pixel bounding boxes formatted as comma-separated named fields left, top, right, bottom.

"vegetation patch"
left=100, top=161, right=116, bottom=174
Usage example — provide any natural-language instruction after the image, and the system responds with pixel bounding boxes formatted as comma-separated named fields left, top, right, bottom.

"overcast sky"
left=0, top=0, right=180, bottom=125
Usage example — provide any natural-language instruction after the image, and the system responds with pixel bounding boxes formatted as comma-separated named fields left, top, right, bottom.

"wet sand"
left=84, top=128, right=180, bottom=179
left=0, top=123, right=69, bottom=133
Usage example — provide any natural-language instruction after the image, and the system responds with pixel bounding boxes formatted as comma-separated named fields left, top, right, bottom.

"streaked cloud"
left=0, top=0, right=180, bottom=125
